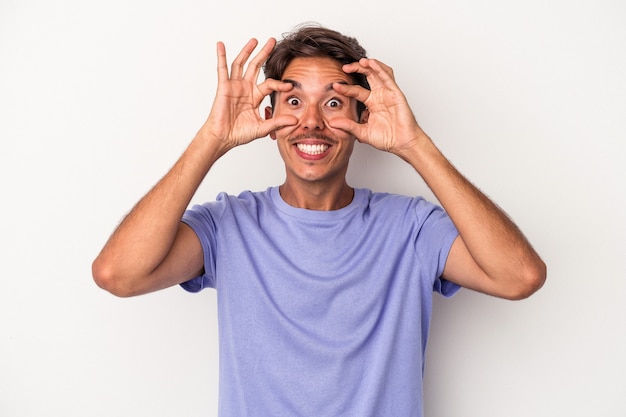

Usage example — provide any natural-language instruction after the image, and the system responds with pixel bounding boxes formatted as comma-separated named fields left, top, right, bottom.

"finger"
left=258, top=78, right=294, bottom=98
left=360, top=58, right=398, bottom=90
left=230, top=38, right=259, bottom=79
left=344, top=58, right=396, bottom=89
left=243, top=37, right=277, bottom=82
left=332, top=82, right=370, bottom=104
left=216, top=42, right=228, bottom=82
left=257, top=115, right=298, bottom=137
left=366, top=58, right=394, bottom=79
left=328, top=117, right=366, bottom=140
left=253, top=79, right=293, bottom=110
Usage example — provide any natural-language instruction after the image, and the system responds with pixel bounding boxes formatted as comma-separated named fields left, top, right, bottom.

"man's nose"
left=302, top=106, right=324, bottom=130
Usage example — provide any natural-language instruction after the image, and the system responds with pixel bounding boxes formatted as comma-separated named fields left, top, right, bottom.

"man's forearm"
left=92, top=133, right=227, bottom=296
left=399, top=132, right=546, bottom=295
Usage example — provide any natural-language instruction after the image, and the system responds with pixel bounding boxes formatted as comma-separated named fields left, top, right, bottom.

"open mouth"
left=296, top=143, right=330, bottom=155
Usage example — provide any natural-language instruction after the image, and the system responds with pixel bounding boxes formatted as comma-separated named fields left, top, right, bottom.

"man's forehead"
left=280, top=57, right=353, bottom=85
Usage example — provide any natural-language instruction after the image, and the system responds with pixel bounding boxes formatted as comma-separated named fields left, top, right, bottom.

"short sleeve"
left=179, top=196, right=228, bottom=292
left=413, top=198, right=461, bottom=297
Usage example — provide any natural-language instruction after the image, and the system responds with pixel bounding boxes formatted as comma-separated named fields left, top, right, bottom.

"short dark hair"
left=264, top=23, right=369, bottom=116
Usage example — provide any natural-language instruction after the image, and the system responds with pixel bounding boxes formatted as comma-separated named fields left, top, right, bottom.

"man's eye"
left=327, top=99, right=342, bottom=108
left=288, top=97, right=300, bottom=106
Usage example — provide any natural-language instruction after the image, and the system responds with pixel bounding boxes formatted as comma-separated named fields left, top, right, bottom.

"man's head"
left=264, top=24, right=369, bottom=117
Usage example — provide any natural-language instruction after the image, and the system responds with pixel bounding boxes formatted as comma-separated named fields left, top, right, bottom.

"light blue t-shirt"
left=182, top=187, right=459, bottom=417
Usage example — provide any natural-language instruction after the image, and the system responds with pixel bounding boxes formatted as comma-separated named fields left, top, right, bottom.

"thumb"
left=328, top=117, right=367, bottom=142
left=258, top=115, right=298, bottom=138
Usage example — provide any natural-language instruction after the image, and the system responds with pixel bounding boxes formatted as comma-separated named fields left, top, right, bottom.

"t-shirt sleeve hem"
left=178, top=212, right=217, bottom=292
left=434, top=229, right=462, bottom=297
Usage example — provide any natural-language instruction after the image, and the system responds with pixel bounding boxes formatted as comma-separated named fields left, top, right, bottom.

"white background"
left=1, top=0, right=625, bottom=416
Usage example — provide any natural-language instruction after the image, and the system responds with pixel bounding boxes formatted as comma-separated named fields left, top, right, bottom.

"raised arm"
left=333, top=58, right=546, bottom=300
left=92, top=38, right=296, bottom=297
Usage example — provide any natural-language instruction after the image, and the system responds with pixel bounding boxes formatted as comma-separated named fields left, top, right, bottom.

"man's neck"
left=278, top=181, right=354, bottom=211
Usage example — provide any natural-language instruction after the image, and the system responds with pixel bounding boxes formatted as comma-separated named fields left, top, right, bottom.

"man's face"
left=266, top=56, right=362, bottom=186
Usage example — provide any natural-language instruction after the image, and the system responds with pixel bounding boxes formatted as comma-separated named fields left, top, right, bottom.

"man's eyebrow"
left=281, top=79, right=350, bottom=92
left=282, top=79, right=301, bottom=89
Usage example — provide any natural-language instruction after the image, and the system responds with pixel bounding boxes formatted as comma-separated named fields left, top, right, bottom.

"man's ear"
left=264, top=106, right=276, bottom=140
left=359, top=108, right=370, bottom=124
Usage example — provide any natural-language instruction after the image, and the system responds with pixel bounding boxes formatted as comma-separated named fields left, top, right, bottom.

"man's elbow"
left=507, top=259, right=547, bottom=300
left=92, top=257, right=138, bottom=298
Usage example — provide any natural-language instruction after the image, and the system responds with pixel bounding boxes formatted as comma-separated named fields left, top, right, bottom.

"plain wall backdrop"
left=1, top=0, right=625, bottom=416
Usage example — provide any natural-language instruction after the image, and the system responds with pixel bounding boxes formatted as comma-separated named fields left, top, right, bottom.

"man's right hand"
left=92, top=37, right=296, bottom=297
left=197, top=38, right=297, bottom=153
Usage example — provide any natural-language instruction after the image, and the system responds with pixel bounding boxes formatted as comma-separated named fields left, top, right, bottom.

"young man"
left=93, top=25, right=546, bottom=416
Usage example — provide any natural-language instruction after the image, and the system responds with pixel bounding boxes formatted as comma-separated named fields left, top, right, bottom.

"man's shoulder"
left=360, top=188, right=424, bottom=208
left=359, top=189, right=448, bottom=222
left=206, top=187, right=274, bottom=208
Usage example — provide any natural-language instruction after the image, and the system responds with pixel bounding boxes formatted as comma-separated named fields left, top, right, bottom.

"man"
left=93, top=25, right=546, bottom=416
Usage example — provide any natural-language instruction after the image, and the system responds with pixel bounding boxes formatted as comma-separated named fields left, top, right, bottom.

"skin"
left=265, top=56, right=366, bottom=210
left=92, top=37, right=546, bottom=300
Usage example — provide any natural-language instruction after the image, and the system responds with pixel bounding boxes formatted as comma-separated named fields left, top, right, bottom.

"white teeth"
left=296, top=143, right=329, bottom=155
